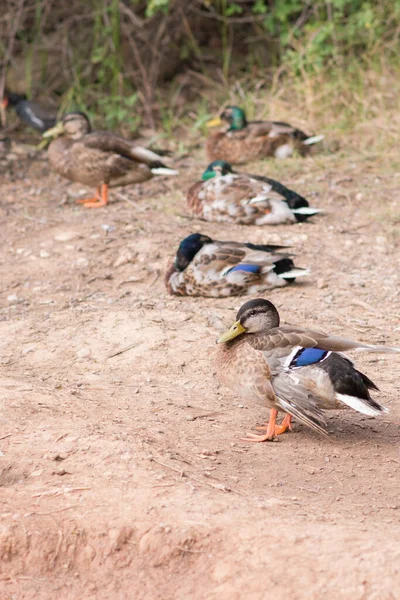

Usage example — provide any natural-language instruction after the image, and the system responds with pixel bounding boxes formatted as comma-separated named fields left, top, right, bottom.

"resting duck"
left=43, top=112, right=178, bottom=207
left=216, top=298, right=399, bottom=441
left=206, top=106, right=323, bottom=164
left=2, top=90, right=57, bottom=132
left=165, top=233, right=309, bottom=297
left=187, top=160, right=320, bottom=225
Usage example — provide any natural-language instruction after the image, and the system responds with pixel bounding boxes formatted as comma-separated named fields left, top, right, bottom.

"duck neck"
left=244, top=332, right=271, bottom=351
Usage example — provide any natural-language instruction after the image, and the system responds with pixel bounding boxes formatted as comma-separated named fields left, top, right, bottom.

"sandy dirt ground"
left=0, top=140, right=399, bottom=599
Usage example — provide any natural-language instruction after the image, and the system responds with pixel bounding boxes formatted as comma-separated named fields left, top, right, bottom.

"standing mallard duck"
left=187, top=161, right=320, bottom=225
left=43, top=112, right=178, bottom=208
left=2, top=90, right=57, bottom=133
left=165, top=233, right=309, bottom=297
left=206, top=106, right=323, bottom=164
left=216, top=298, right=399, bottom=441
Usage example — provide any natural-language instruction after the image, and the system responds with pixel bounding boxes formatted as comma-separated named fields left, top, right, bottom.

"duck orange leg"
left=76, top=184, right=109, bottom=208
left=241, top=408, right=279, bottom=442
left=242, top=411, right=292, bottom=443
left=274, top=413, right=292, bottom=435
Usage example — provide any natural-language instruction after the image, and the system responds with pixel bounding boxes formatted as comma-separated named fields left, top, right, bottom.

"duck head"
left=175, top=233, right=213, bottom=271
left=206, top=106, right=248, bottom=131
left=217, top=298, right=280, bottom=343
left=43, top=112, right=91, bottom=141
left=201, top=160, right=233, bottom=181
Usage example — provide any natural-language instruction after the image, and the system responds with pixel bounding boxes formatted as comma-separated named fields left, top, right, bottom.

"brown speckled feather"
left=186, top=173, right=297, bottom=225
left=215, top=337, right=277, bottom=408
left=187, top=181, right=206, bottom=217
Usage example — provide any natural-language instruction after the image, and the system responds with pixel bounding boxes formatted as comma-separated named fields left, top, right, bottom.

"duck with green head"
left=206, top=106, right=323, bottom=164
left=215, top=298, right=399, bottom=442
left=187, top=160, right=320, bottom=225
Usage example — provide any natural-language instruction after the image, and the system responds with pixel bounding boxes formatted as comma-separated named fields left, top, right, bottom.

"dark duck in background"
left=2, top=90, right=57, bottom=133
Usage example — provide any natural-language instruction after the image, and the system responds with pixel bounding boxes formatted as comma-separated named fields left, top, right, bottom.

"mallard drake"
left=216, top=298, right=399, bottom=441
left=187, top=161, right=320, bottom=225
left=165, top=233, right=309, bottom=297
left=206, top=106, right=323, bottom=164
left=43, top=112, right=178, bottom=208
left=2, top=90, right=57, bottom=133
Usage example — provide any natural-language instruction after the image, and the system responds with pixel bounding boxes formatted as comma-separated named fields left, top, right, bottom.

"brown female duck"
left=43, top=112, right=177, bottom=207
left=216, top=298, right=399, bottom=441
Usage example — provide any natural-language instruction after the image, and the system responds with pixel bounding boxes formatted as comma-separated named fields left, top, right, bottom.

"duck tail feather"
left=292, top=207, right=321, bottom=222
left=336, top=393, right=388, bottom=416
left=291, top=207, right=322, bottom=215
left=277, top=267, right=310, bottom=280
left=129, top=145, right=165, bottom=162
left=303, top=134, right=324, bottom=146
left=355, top=344, right=400, bottom=354
left=150, top=166, right=179, bottom=176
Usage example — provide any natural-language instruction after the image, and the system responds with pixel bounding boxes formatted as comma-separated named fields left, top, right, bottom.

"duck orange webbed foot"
left=76, top=196, right=97, bottom=204
left=241, top=430, right=278, bottom=443
left=241, top=411, right=293, bottom=443
left=82, top=198, right=107, bottom=208
left=76, top=184, right=108, bottom=208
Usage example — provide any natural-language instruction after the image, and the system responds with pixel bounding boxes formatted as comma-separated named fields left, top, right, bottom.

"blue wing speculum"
left=227, top=264, right=261, bottom=274
left=290, top=347, right=329, bottom=368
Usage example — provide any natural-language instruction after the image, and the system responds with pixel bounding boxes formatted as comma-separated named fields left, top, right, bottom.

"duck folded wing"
left=215, top=241, right=286, bottom=265
left=272, top=373, right=328, bottom=435
left=242, top=173, right=309, bottom=209
left=82, top=133, right=166, bottom=164
left=248, top=121, right=305, bottom=139
left=217, top=175, right=277, bottom=203
left=246, top=121, right=277, bottom=138
left=253, top=325, right=400, bottom=354
left=193, top=244, right=273, bottom=283
left=198, top=243, right=247, bottom=267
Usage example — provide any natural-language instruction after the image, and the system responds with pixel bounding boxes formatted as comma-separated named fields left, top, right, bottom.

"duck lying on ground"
left=43, top=112, right=178, bottom=208
left=166, top=233, right=309, bottom=296
left=187, top=161, right=320, bottom=225
left=206, top=106, right=323, bottom=164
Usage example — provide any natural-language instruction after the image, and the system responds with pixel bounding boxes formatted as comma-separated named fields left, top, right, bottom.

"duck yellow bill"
left=42, top=122, right=65, bottom=138
left=217, top=320, right=246, bottom=343
left=36, top=138, right=50, bottom=150
left=206, top=116, right=222, bottom=128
